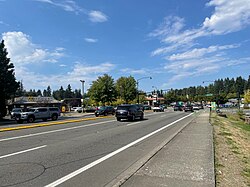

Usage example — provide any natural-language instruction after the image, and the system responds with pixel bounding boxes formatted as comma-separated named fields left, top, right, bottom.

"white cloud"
left=226, top=57, right=250, bottom=66
left=150, top=0, right=250, bottom=85
left=88, top=10, right=108, bottom=23
left=168, top=44, right=239, bottom=61
left=149, top=16, right=185, bottom=38
left=35, top=0, right=83, bottom=14
left=68, top=62, right=115, bottom=76
left=35, top=0, right=108, bottom=23
left=84, top=38, right=98, bottom=43
left=1, top=31, right=116, bottom=90
left=2, top=31, right=65, bottom=65
left=8, top=60, right=116, bottom=90
left=120, top=68, right=148, bottom=75
left=150, top=0, right=250, bottom=55
left=203, top=0, right=250, bottom=34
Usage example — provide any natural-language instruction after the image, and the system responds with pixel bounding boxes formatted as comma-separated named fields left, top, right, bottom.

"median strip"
left=0, top=116, right=113, bottom=132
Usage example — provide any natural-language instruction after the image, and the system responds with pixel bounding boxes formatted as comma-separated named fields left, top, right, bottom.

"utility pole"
left=80, top=80, right=85, bottom=113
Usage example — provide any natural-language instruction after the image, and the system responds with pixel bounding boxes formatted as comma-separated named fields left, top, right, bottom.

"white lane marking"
left=0, top=145, right=47, bottom=159
left=45, top=113, right=193, bottom=187
left=127, top=121, right=141, bottom=126
left=0, top=120, right=116, bottom=142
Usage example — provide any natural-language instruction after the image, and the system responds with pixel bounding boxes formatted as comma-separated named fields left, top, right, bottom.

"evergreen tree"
left=0, top=40, right=19, bottom=117
left=15, top=81, right=24, bottom=97
left=43, top=89, right=48, bottom=97
left=59, top=86, right=65, bottom=100
left=65, top=84, right=73, bottom=98
left=46, top=86, right=52, bottom=97
left=37, top=89, right=42, bottom=96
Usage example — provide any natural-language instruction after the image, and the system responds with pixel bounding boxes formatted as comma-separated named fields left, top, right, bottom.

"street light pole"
left=137, top=76, right=152, bottom=104
left=80, top=80, right=85, bottom=112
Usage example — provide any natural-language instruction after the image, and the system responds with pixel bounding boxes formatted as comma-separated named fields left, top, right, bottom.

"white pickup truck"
left=16, top=107, right=60, bottom=123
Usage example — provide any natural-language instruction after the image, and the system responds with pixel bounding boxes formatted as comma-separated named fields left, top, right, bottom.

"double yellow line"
left=0, top=116, right=113, bottom=132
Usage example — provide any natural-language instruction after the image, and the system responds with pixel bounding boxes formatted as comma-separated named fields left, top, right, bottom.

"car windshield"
left=27, top=108, right=36, bottom=112
left=12, top=108, right=22, bottom=112
left=117, top=106, right=130, bottom=110
left=99, top=106, right=106, bottom=110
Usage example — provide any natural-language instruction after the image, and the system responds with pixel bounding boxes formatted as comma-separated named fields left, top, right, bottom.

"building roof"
left=8, top=96, right=62, bottom=105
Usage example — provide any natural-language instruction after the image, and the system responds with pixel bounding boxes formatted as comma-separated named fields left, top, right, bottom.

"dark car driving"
left=174, top=105, right=183, bottom=111
left=184, top=105, right=194, bottom=112
left=95, top=106, right=115, bottom=117
left=115, top=104, right=144, bottom=121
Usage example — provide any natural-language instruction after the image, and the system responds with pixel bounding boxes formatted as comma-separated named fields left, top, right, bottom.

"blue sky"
left=1, top=0, right=250, bottom=93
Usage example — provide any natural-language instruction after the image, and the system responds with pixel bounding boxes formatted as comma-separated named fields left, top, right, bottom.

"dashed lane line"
left=0, top=145, right=47, bottom=159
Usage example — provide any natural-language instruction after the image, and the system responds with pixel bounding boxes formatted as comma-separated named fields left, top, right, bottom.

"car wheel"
left=117, top=118, right=121, bottom=121
left=42, top=118, right=47, bottom=122
left=51, top=114, right=58, bottom=121
left=104, top=112, right=107, bottom=116
left=27, top=116, right=35, bottom=123
left=140, top=114, right=144, bottom=120
left=130, top=115, right=135, bottom=121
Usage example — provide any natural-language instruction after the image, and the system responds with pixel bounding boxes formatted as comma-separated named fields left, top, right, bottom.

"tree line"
left=165, top=76, right=250, bottom=104
left=16, top=83, right=82, bottom=101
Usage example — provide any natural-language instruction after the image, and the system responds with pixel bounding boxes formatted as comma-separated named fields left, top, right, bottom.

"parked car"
left=193, top=105, right=200, bottom=110
left=143, top=105, right=151, bottom=110
left=184, top=105, right=194, bottom=112
left=10, top=108, right=23, bottom=119
left=152, top=104, right=164, bottom=112
left=174, top=105, right=183, bottom=111
left=71, top=107, right=82, bottom=112
left=115, top=104, right=144, bottom=121
left=76, top=107, right=83, bottom=113
left=84, top=106, right=97, bottom=113
left=198, top=104, right=204, bottom=109
left=95, top=106, right=115, bottom=117
left=16, top=107, right=60, bottom=123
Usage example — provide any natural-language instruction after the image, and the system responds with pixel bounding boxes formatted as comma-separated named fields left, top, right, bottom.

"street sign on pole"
left=205, top=94, right=213, bottom=96
left=211, top=102, right=216, bottom=111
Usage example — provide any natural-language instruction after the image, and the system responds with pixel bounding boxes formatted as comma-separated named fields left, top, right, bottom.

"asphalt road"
left=0, top=110, right=195, bottom=187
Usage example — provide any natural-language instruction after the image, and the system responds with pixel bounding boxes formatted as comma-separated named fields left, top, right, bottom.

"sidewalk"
left=122, top=111, right=215, bottom=187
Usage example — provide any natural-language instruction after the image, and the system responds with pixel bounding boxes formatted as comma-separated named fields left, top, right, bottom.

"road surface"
left=0, top=110, right=195, bottom=187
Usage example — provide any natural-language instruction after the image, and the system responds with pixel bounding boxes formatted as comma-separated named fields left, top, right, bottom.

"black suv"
left=95, top=106, right=115, bottom=117
left=115, top=104, right=144, bottom=121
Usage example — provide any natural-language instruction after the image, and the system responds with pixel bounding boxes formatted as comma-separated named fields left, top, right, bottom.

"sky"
left=0, top=0, right=250, bottom=93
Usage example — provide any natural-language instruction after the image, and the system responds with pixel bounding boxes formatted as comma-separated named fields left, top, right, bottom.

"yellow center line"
left=0, top=116, right=113, bottom=132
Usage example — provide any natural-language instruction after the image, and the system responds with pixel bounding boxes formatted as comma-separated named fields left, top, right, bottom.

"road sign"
left=211, top=102, right=216, bottom=111
left=205, top=94, right=213, bottom=96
